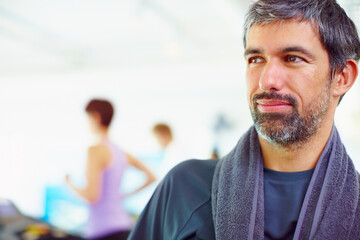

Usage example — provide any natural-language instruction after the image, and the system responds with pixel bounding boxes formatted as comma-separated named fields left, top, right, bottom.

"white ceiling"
left=0, top=0, right=358, bottom=76
left=0, top=0, right=250, bottom=75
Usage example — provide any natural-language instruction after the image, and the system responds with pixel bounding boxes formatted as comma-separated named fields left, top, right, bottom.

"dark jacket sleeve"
left=128, top=159, right=218, bottom=240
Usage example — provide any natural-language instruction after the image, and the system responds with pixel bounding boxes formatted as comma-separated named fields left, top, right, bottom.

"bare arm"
left=66, top=146, right=110, bottom=203
left=124, top=153, right=156, bottom=197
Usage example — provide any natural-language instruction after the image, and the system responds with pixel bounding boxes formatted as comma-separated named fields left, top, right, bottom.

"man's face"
left=154, top=132, right=171, bottom=149
left=245, top=20, right=333, bottom=147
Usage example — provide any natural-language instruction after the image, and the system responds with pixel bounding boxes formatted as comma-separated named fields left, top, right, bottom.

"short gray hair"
left=243, top=0, right=360, bottom=83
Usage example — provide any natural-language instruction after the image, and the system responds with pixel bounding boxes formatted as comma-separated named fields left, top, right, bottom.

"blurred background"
left=0, top=0, right=359, bottom=236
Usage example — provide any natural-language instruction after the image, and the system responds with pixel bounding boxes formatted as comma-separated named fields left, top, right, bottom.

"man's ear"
left=333, top=59, right=359, bottom=97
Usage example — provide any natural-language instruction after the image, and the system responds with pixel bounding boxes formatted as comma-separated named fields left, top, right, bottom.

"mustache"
left=252, top=91, right=297, bottom=107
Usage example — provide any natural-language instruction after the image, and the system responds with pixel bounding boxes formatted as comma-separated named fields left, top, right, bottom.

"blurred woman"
left=66, top=99, right=156, bottom=240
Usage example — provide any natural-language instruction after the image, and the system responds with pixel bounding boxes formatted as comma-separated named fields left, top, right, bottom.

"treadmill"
left=0, top=198, right=83, bottom=240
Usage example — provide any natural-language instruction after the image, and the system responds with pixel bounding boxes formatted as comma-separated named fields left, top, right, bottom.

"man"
left=153, top=123, right=173, bottom=151
left=128, top=0, right=360, bottom=239
left=153, top=123, right=193, bottom=180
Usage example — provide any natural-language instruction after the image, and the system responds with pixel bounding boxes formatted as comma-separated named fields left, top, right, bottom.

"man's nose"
left=259, top=59, right=285, bottom=92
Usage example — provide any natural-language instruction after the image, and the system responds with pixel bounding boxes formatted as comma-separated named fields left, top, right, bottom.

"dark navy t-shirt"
left=264, top=168, right=314, bottom=240
left=129, top=160, right=315, bottom=240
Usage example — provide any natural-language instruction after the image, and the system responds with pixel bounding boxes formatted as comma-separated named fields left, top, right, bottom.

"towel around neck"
left=212, top=126, right=360, bottom=239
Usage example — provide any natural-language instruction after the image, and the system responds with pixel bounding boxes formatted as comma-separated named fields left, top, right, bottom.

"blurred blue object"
left=122, top=152, right=164, bottom=215
left=43, top=185, right=88, bottom=235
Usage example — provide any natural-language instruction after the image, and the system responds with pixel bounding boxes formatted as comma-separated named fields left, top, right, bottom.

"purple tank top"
left=85, top=139, right=133, bottom=239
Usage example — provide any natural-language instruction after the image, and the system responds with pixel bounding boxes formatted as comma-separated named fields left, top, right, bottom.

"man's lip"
left=256, top=99, right=293, bottom=113
left=256, top=99, right=292, bottom=106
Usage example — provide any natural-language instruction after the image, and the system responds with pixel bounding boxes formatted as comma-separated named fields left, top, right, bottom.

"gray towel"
left=212, top=126, right=360, bottom=239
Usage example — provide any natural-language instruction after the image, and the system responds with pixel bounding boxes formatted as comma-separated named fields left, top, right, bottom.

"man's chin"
left=255, top=117, right=292, bottom=130
left=254, top=121, right=299, bottom=147
left=256, top=123, right=288, bottom=138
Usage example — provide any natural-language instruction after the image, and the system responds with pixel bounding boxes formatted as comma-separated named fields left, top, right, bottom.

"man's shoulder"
left=165, top=159, right=219, bottom=192
left=156, top=159, right=218, bottom=239
left=169, top=159, right=219, bottom=175
left=156, top=159, right=219, bottom=212
left=128, top=159, right=219, bottom=240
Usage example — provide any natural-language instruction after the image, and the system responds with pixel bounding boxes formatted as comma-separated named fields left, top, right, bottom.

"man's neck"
left=259, top=118, right=334, bottom=172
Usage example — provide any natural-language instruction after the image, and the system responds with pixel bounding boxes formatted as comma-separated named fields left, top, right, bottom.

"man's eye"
left=285, top=55, right=303, bottom=63
left=248, top=57, right=264, bottom=64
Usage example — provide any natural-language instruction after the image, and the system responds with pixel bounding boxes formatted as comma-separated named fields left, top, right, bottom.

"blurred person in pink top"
left=66, top=99, right=156, bottom=240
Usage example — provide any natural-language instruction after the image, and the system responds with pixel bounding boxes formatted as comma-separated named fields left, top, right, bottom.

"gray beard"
left=251, top=82, right=331, bottom=149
